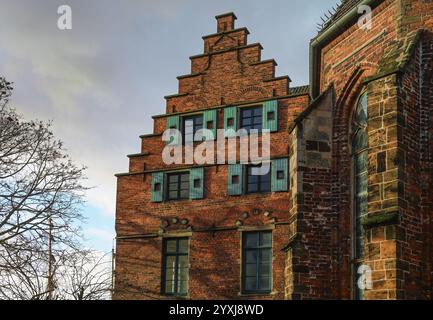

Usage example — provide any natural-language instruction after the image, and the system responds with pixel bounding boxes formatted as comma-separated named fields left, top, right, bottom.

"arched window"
left=352, top=92, right=368, bottom=300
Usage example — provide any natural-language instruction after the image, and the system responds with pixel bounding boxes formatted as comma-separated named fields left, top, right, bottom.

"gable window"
left=241, top=106, right=262, bottom=133
left=162, top=238, right=189, bottom=296
left=352, top=92, right=368, bottom=300
left=242, top=231, right=272, bottom=294
left=183, top=115, right=203, bottom=143
left=246, top=165, right=271, bottom=194
left=167, top=172, right=190, bottom=200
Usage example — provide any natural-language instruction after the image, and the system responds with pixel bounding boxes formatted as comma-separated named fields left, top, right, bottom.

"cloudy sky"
left=0, top=0, right=337, bottom=252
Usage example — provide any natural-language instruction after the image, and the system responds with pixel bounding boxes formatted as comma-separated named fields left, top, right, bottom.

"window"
left=277, top=170, right=285, bottom=180
left=183, top=115, right=203, bottom=143
left=232, top=175, right=239, bottom=185
left=246, top=165, right=271, bottom=193
left=227, top=117, right=234, bottom=127
left=193, top=178, right=200, bottom=188
left=167, top=172, right=190, bottom=200
left=352, top=92, right=368, bottom=300
left=206, top=120, right=214, bottom=130
left=162, top=238, right=189, bottom=296
left=241, top=106, right=262, bottom=133
left=242, top=231, right=272, bottom=294
left=154, top=183, right=161, bottom=191
left=267, top=111, right=275, bottom=121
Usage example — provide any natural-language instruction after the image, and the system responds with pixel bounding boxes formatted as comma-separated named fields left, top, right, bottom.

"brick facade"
left=114, top=1, right=433, bottom=300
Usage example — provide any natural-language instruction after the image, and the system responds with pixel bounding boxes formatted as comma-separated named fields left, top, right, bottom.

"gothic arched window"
left=352, top=92, right=368, bottom=300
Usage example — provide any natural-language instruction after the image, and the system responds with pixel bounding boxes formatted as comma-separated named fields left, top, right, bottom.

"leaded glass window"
left=352, top=92, right=368, bottom=300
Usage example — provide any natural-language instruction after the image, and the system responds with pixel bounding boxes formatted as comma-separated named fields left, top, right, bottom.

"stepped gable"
left=164, top=12, right=291, bottom=114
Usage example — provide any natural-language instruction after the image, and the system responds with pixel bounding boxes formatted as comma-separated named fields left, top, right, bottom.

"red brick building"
left=114, top=0, right=433, bottom=300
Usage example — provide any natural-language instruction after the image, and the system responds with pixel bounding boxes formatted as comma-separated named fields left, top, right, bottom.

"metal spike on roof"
left=316, top=0, right=348, bottom=34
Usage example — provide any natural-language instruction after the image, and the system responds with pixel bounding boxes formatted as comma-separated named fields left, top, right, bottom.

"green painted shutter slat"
left=228, top=164, right=243, bottom=195
left=263, top=100, right=278, bottom=132
left=271, top=158, right=288, bottom=192
left=151, top=172, right=164, bottom=202
left=203, top=110, right=217, bottom=140
left=166, top=115, right=180, bottom=145
left=224, top=107, right=237, bottom=138
left=190, top=167, right=204, bottom=200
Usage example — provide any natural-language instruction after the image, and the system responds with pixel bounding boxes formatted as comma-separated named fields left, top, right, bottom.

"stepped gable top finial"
left=215, top=12, right=237, bottom=33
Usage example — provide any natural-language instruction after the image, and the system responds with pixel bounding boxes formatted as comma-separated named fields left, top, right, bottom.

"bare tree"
left=57, top=250, right=112, bottom=300
left=0, top=77, right=111, bottom=300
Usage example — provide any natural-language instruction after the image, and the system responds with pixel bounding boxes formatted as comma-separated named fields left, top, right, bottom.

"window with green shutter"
left=263, top=100, right=278, bottom=132
left=167, top=172, right=190, bottom=200
left=151, top=172, right=164, bottom=202
left=271, top=158, right=288, bottom=192
left=228, top=164, right=243, bottom=195
left=166, top=115, right=181, bottom=145
left=189, top=167, right=204, bottom=199
left=224, top=107, right=238, bottom=138
left=203, top=110, right=217, bottom=141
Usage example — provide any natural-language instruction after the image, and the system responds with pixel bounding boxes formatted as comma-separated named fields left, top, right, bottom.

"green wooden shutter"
left=166, top=115, right=180, bottom=145
left=263, top=100, right=278, bottom=132
left=271, top=158, right=288, bottom=192
left=224, top=107, right=237, bottom=138
left=151, top=172, right=164, bottom=202
left=228, top=164, right=243, bottom=195
left=190, top=167, right=204, bottom=200
left=203, top=110, right=217, bottom=141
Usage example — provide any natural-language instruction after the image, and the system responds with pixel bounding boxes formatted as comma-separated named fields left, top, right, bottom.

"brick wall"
left=114, top=13, right=310, bottom=300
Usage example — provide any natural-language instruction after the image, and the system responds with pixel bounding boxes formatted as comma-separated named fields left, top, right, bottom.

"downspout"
left=309, top=0, right=384, bottom=98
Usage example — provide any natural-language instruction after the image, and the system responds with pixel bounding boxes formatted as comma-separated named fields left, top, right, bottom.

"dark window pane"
left=261, top=181, right=271, bottom=192
left=166, top=241, right=177, bottom=253
left=232, top=175, right=239, bottom=184
left=180, top=190, right=189, bottom=199
left=242, top=109, right=252, bottom=117
left=277, top=170, right=285, bottom=180
left=169, top=182, right=178, bottom=190
left=243, top=118, right=252, bottom=126
left=247, top=184, right=258, bottom=193
left=259, top=276, right=271, bottom=290
left=245, top=233, right=258, bottom=248
left=260, top=232, right=272, bottom=247
left=169, top=175, right=178, bottom=183
left=245, top=263, right=257, bottom=277
left=154, top=183, right=161, bottom=191
left=178, top=240, right=189, bottom=254
left=244, top=277, right=256, bottom=291
left=260, top=263, right=271, bottom=276
left=253, top=108, right=262, bottom=116
left=259, top=249, right=272, bottom=262
left=267, top=111, right=275, bottom=120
